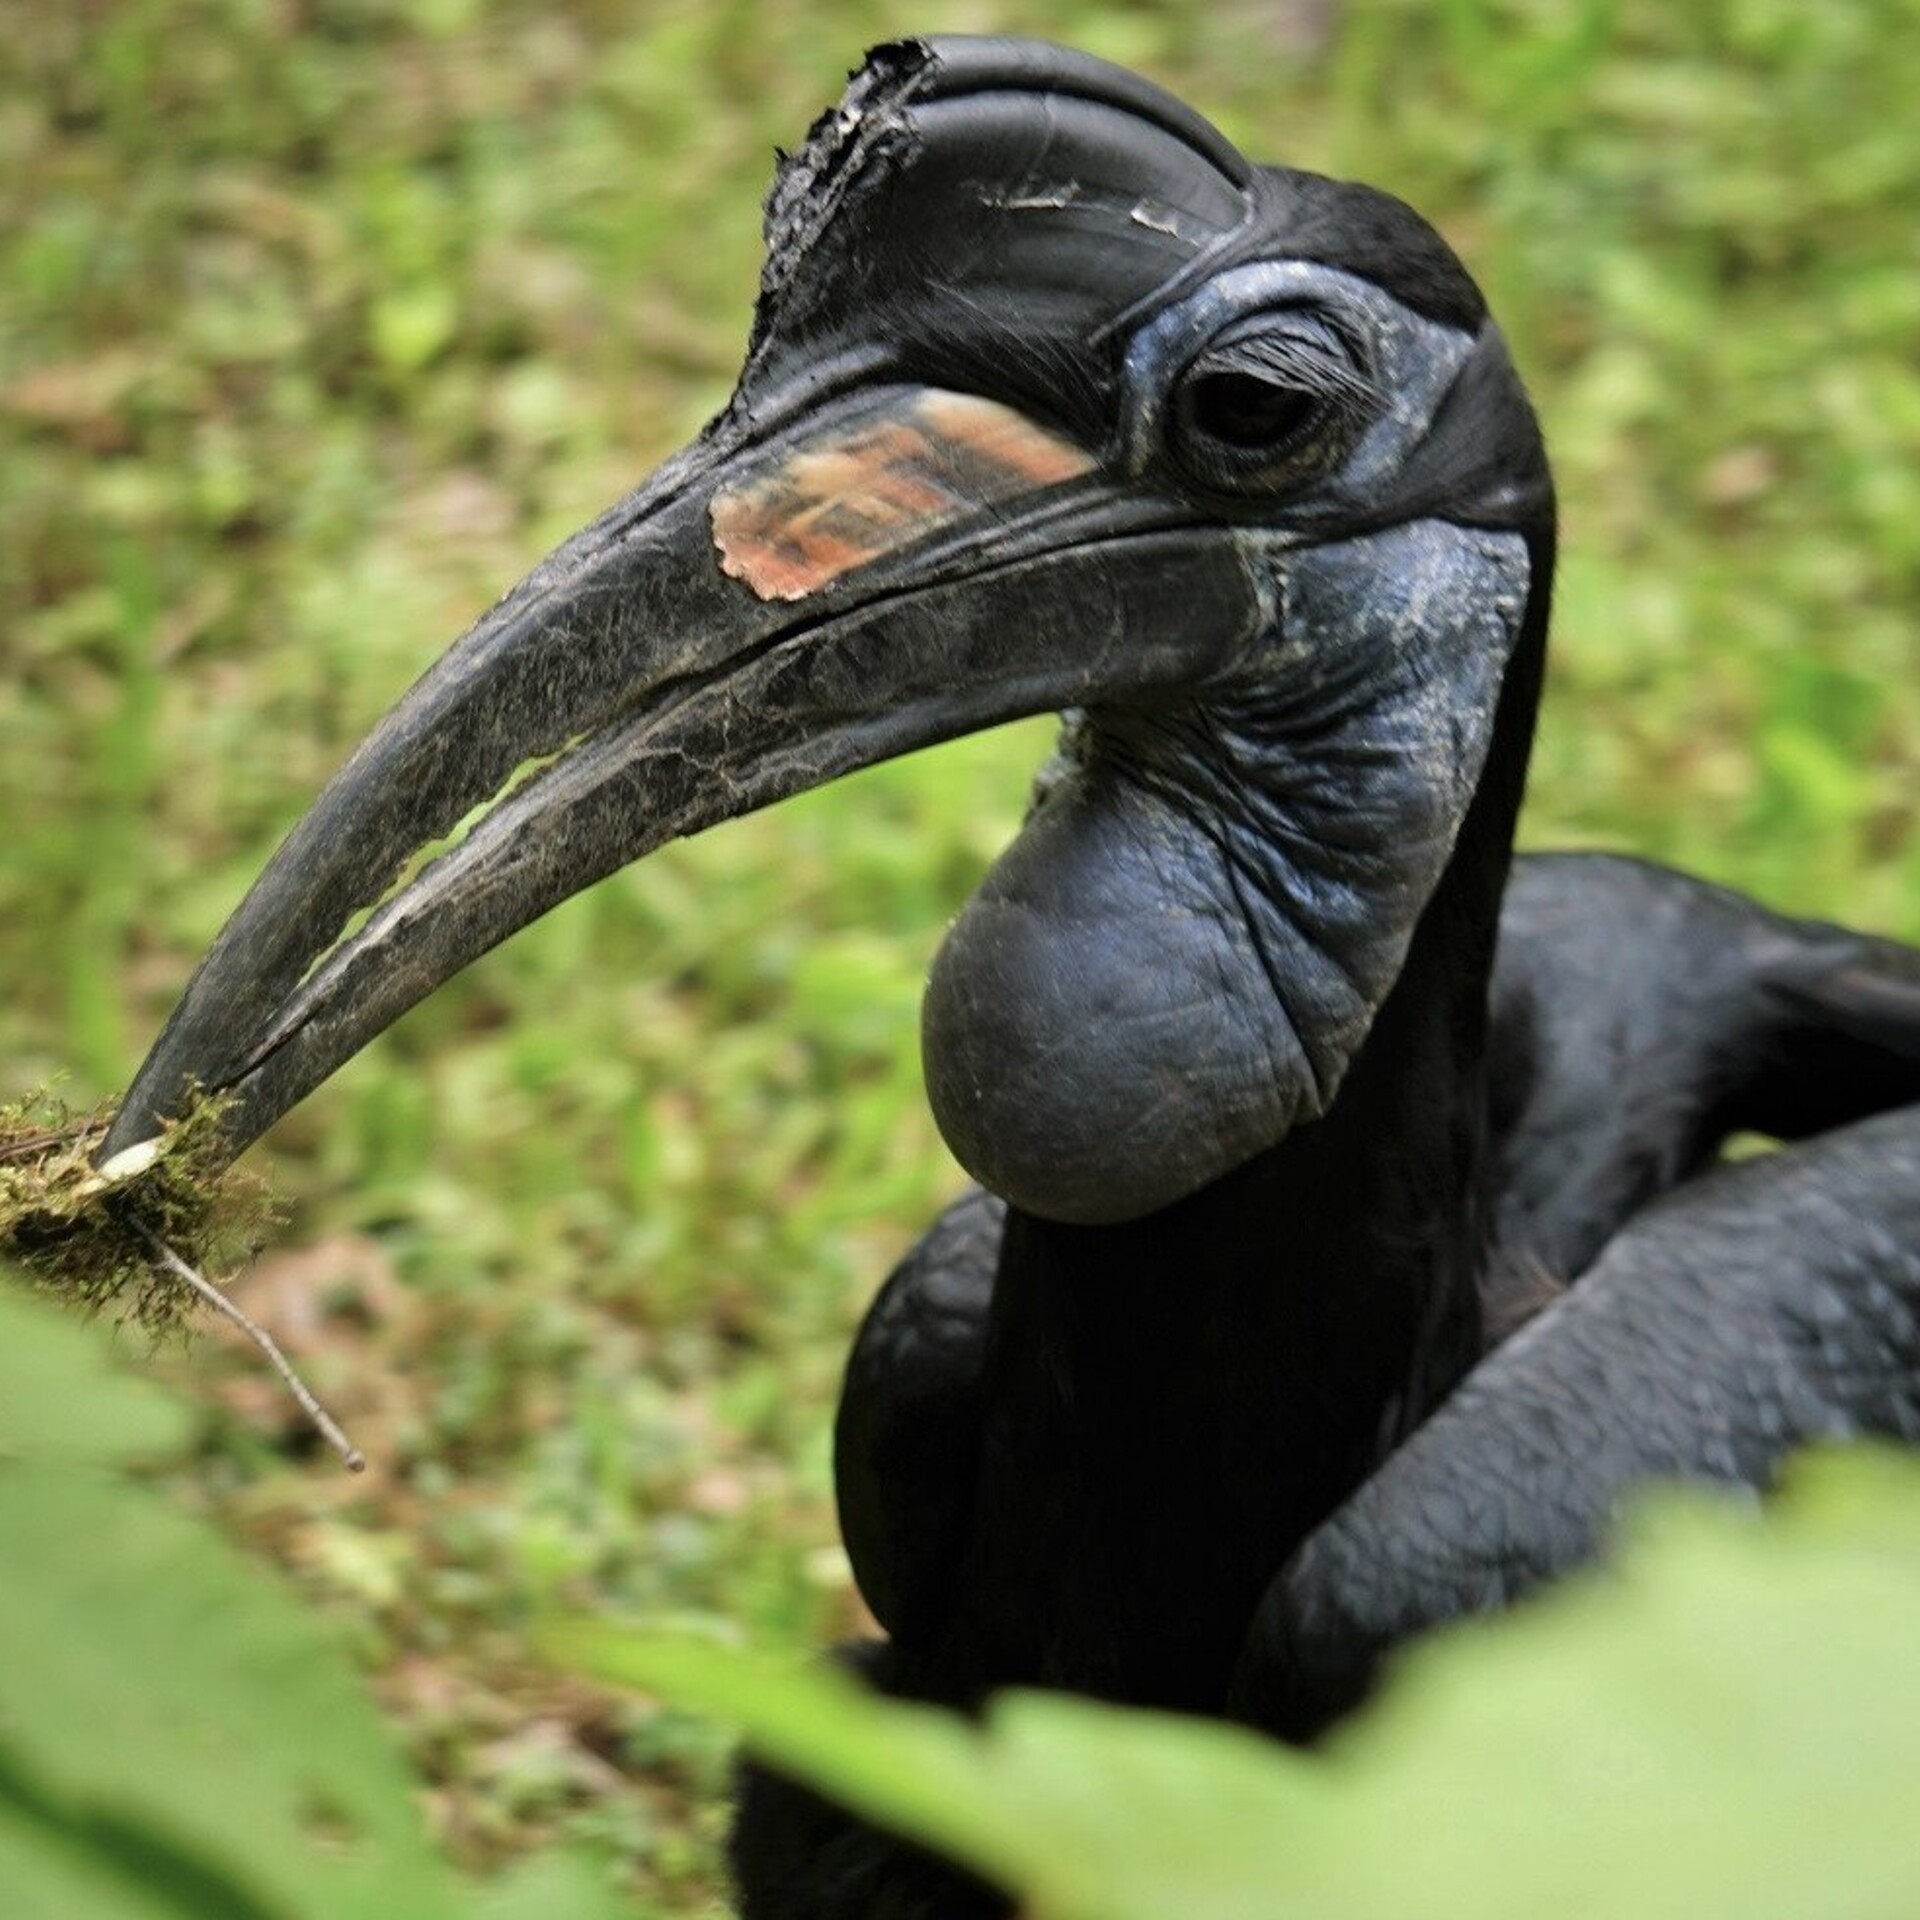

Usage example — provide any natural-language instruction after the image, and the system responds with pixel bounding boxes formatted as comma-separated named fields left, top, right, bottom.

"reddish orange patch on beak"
left=711, top=388, right=1095, bottom=602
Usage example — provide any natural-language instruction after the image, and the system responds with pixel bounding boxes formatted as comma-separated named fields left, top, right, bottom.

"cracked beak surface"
left=106, top=382, right=1260, bottom=1164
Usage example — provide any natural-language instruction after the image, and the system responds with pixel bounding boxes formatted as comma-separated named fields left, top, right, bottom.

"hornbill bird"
left=106, top=37, right=1920, bottom=1918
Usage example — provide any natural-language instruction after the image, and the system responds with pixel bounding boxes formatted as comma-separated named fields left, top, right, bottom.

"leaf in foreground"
left=0, top=1279, right=625, bottom=1920
left=563, top=1447, right=1920, bottom=1920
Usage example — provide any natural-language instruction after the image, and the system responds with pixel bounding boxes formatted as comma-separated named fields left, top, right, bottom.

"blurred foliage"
left=0, top=0, right=1916, bottom=1909
left=0, top=1280, right=623, bottom=1920
left=571, top=1446, right=1920, bottom=1920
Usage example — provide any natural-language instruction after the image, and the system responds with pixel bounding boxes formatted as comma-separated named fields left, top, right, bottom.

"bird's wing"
left=833, top=858, right=1920, bottom=1643
left=835, top=1184, right=1005, bottom=1639
left=1229, top=1102, right=1920, bottom=1740
left=1487, top=853, right=1920, bottom=1309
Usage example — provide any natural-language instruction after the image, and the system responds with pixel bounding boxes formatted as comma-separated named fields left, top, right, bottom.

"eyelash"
left=1170, top=317, right=1378, bottom=492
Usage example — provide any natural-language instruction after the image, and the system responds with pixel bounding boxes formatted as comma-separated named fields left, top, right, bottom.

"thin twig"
left=0, top=1123, right=97, bottom=1166
left=135, top=1225, right=367, bottom=1474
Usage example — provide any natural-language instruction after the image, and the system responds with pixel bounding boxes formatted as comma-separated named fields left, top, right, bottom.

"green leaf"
left=0, top=1281, right=627, bottom=1920
left=0, top=1740, right=282, bottom=1920
left=550, top=1628, right=1030, bottom=1893
left=0, top=1294, right=188, bottom=1470
left=564, top=1449, right=1920, bottom=1920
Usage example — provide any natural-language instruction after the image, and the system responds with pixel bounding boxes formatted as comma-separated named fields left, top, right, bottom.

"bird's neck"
left=930, top=600, right=1544, bottom=1715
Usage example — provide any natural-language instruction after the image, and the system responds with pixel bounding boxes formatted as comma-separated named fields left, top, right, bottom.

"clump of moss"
left=3, top=1091, right=362, bottom=1470
left=0, top=1091, right=274, bottom=1339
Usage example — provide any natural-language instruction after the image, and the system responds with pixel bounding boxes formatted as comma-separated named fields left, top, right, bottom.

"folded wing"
left=1233, top=1102, right=1920, bottom=1739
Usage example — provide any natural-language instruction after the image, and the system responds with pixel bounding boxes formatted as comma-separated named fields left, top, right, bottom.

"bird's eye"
left=1169, top=312, right=1376, bottom=495
left=1186, top=372, right=1317, bottom=450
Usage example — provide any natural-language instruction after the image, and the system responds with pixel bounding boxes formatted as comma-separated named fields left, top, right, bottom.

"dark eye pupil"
left=1188, top=372, right=1314, bottom=449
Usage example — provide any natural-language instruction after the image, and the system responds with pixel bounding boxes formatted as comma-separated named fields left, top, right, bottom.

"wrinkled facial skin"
left=922, top=521, right=1530, bottom=1225
left=919, top=257, right=1535, bottom=1224
left=105, top=39, right=1549, bottom=1231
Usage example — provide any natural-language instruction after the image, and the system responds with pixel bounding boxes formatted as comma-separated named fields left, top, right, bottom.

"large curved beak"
left=107, top=383, right=1262, bottom=1163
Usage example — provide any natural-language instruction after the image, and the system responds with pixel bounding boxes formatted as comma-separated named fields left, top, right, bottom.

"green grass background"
left=2, top=0, right=1917, bottom=1907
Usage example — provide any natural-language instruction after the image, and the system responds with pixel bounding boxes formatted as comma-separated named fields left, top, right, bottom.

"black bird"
left=105, top=39, right=1920, bottom=1918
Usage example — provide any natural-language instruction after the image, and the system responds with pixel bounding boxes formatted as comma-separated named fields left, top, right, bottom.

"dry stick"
left=135, top=1225, right=367, bottom=1474
left=0, top=1124, right=95, bottom=1166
